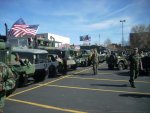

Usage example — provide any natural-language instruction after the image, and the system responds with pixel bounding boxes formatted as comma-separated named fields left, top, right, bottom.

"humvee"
left=106, top=51, right=128, bottom=70
left=8, top=37, right=62, bottom=78
left=34, top=38, right=64, bottom=77
left=0, top=39, right=36, bottom=96
left=76, top=49, right=92, bottom=67
left=7, top=37, right=49, bottom=83
left=48, top=48, right=77, bottom=70
left=140, top=53, right=150, bottom=75
left=61, top=48, right=77, bottom=70
left=12, top=47, right=48, bottom=82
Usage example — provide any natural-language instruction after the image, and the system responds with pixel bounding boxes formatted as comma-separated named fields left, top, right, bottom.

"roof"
left=12, top=48, right=48, bottom=54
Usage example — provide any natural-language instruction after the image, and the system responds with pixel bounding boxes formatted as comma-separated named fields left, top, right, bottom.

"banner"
left=80, top=35, right=91, bottom=41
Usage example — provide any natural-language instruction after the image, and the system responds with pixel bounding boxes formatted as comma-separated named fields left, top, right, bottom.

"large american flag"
left=8, top=18, right=39, bottom=37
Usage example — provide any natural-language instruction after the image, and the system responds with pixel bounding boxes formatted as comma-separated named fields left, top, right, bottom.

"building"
left=36, top=33, right=70, bottom=47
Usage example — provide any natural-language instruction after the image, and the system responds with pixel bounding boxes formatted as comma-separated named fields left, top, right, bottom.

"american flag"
left=8, top=18, right=39, bottom=37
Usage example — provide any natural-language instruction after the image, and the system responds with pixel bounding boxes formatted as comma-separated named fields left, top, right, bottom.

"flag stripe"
left=8, top=18, right=39, bottom=38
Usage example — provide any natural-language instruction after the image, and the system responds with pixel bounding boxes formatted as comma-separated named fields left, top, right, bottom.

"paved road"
left=4, top=63, right=150, bottom=113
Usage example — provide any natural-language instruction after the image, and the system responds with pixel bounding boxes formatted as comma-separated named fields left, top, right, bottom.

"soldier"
left=0, top=62, right=16, bottom=113
left=91, top=49, right=99, bottom=75
left=62, top=51, right=67, bottom=75
left=128, top=48, right=143, bottom=88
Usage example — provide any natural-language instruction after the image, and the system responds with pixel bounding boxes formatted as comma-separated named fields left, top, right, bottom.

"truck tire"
left=34, top=70, right=46, bottom=82
left=58, top=63, right=63, bottom=73
left=108, top=64, right=114, bottom=70
left=18, top=74, right=28, bottom=87
left=49, top=65, right=57, bottom=78
left=71, top=64, right=77, bottom=70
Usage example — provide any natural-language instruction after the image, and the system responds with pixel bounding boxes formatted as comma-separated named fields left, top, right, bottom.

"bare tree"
left=104, top=38, right=111, bottom=47
left=131, top=24, right=146, bottom=33
left=130, top=24, right=150, bottom=50
left=146, top=24, right=150, bottom=32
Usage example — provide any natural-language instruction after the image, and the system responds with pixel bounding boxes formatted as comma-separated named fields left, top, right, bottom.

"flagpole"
left=4, top=23, right=8, bottom=41
left=99, top=34, right=100, bottom=46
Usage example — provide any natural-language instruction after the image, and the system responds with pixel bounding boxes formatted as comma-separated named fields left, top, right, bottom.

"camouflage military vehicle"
left=106, top=51, right=128, bottom=70
left=48, top=48, right=77, bottom=70
left=40, top=47, right=64, bottom=77
left=0, top=39, right=36, bottom=97
left=8, top=37, right=61, bottom=78
left=36, top=38, right=77, bottom=73
left=34, top=38, right=64, bottom=77
left=7, top=37, right=49, bottom=82
left=76, top=49, right=92, bottom=67
left=12, top=48, right=48, bottom=82
left=80, top=45, right=109, bottom=63
left=140, top=53, right=150, bottom=75
left=61, top=48, right=77, bottom=70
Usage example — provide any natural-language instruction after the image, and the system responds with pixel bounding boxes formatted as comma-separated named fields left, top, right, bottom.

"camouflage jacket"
left=0, top=62, right=15, bottom=96
left=129, top=53, right=141, bottom=70
left=91, top=53, right=98, bottom=64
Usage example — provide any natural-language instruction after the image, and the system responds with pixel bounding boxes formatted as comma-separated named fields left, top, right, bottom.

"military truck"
left=48, top=48, right=77, bottom=70
left=34, top=38, right=64, bottom=77
left=80, top=45, right=108, bottom=63
left=12, top=47, right=48, bottom=82
left=7, top=37, right=49, bottom=82
left=76, top=49, right=92, bottom=67
left=0, top=39, right=36, bottom=97
left=35, top=38, right=77, bottom=74
left=8, top=37, right=63, bottom=78
left=140, top=53, right=150, bottom=75
left=61, top=48, right=77, bottom=70
left=106, top=51, right=128, bottom=70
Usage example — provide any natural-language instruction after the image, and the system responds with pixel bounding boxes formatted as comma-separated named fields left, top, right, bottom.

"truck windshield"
left=8, top=38, right=28, bottom=47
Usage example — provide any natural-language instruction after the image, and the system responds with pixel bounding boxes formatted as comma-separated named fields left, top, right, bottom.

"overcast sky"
left=0, top=0, right=150, bottom=45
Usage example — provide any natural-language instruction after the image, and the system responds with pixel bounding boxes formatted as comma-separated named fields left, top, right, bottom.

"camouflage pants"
left=93, top=63, right=98, bottom=75
left=0, top=96, right=5, bottom=113
left=130, top=69, right=139, bottom=82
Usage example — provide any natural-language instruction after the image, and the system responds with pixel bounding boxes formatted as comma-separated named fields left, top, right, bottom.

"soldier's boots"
left=129, top=80, right=136, bottom=88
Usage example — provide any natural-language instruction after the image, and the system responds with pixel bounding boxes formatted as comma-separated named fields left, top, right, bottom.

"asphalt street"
left=4, top=63, right=150, bottom=113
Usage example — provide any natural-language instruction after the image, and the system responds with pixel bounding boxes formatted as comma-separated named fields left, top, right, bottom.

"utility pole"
left=120, top=20, right=126, bottom=47
left=99, top=34, right=100, bottom=46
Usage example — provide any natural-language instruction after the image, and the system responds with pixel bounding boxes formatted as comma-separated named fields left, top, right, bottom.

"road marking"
left=66, top=76, right=150, bottom=84
left=8, top=63, right=105, bottom=98
left=98, top=72, right=112, bottom=75
left=71, top=63, right=105, bottom=75
left=7, top=98, right=87, bottom=113
left=73, top=66, right=92, bottom=74
left=43, top=84, right=150, bottom=95
left=8, top=75, right=72, bottom=98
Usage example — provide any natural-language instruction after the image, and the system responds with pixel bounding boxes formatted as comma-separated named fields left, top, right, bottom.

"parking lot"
left=5, top=63, right=150, bottom=113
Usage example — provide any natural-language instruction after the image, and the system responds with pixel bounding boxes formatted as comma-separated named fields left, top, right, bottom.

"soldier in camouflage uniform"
left=62, top=51, right=67, bottom=75
left=91, top=49, right=99, bottom=75
left=128, top=48, right=143, bottom=88
left=0, top=62, right=16, bottom=113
